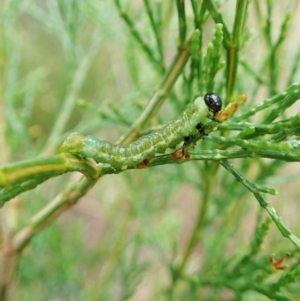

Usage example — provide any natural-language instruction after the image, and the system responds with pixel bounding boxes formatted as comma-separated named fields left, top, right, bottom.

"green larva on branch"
left=60, top=93, right=222, bottom=168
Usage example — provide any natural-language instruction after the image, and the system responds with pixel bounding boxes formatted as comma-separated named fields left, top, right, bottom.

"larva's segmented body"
left=60, top=93, right=222, bottom=168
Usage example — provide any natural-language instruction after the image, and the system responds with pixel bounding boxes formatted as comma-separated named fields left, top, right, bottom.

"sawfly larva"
left=60, top=93, right=222, bottom=168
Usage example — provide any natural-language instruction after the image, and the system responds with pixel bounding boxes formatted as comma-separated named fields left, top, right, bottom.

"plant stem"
left=203, top=0, right=230, bottom=40
left=117, top=33, right=193, bottom=144
left=0, top=155, right=101, bottom=205
left=176, top=0, right=187, bottom=48
left=143, top=0, right=164, bottom=64
left=221, top=160, right=300, bottom=248
left=226, top=0, right=249, bottom=100
left=114, top=0, right=164, bottom=73
left=11, top=177, right=97, bottom=253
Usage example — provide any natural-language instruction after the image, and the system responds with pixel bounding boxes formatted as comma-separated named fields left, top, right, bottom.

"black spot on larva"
left=196, top=122, right=207, bottom=136
left=182, top=135, right=193, bottom=155
left=204, top=93, right=222, bottom=115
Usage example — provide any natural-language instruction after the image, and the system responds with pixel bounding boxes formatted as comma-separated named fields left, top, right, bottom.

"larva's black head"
left=204, top=93, right=222, bottom=115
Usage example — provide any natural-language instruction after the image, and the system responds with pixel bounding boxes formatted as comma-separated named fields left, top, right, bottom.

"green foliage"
left=1, top=1, right=300, bottom=301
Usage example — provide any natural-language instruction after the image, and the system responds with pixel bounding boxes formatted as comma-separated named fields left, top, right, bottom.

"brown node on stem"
left=139, top=159, right=150, bottom=168
left=184, top=153, right=191, bottom=160
left=270, top=253, right=290, bottom=270
left=171, top=148, right=184, bottom=159
left=215, top=95, right=248, bottom=122
left=171, top=148, right=191, bottom=161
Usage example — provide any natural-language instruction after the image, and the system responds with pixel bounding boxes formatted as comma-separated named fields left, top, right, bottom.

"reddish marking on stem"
left=172, top=148, right=184, bottom=159
left=270, top=253, right=290, bottom=270
left=140, top=159, right=150, bottom=168
left=184, top=153, right=191, bottom=160
left=216, top=112, right=229, bottom=122
left=215, top=111, right=222, bottom=118
left=216, top=94, right=247, bottom=122
left=172, top=148, right=191, bottom=161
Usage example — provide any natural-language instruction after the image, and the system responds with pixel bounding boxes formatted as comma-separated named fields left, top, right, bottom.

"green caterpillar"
left=60, top=93, right=222, bottom=168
